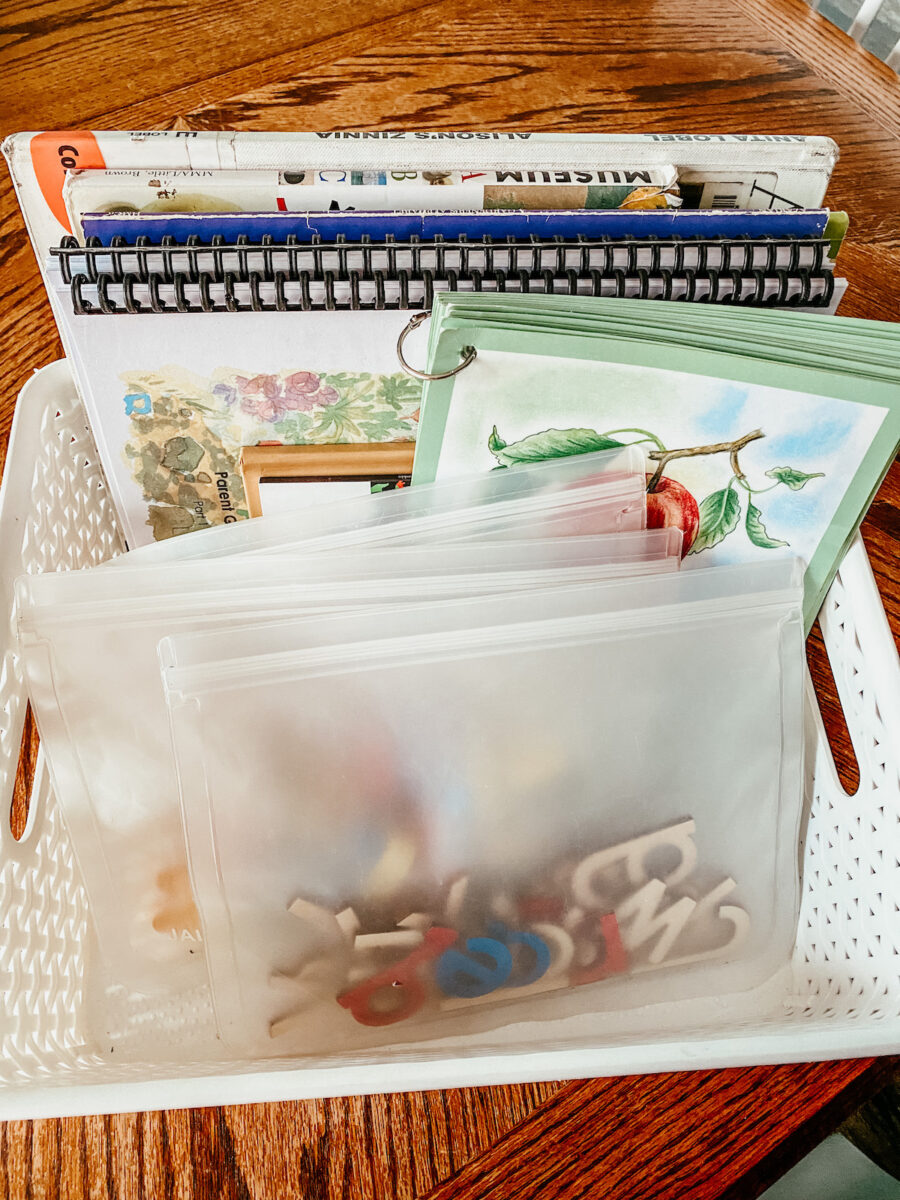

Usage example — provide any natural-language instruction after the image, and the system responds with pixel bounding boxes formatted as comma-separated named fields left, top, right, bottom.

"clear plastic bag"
left=112, top=444, right=646, bottom=564
left=161, top=559, right=806, bottom=1056
left=23, top=527, right=681, bottom=612
left=16, top=529, right=676, bottom=993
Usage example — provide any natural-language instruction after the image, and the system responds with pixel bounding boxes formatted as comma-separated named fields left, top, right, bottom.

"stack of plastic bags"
left=16, top=443, right=807, bottom=1059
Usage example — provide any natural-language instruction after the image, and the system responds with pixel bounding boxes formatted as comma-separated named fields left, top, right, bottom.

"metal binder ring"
left=396, top=311, right=476, bottom=380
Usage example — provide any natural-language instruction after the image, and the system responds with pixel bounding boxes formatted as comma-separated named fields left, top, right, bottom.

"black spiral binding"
left=52, top=233, right=833, bottom=314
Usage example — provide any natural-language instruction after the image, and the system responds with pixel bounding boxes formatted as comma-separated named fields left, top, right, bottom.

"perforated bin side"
left=0, top=359, right=897, bottom=1120
left=0, top=360, right=122, bottom=1084
left=788, top=538, right=900, bottom=1026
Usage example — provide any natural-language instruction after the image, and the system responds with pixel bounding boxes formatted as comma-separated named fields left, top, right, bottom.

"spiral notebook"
left=48, top=219, right=849, bottom=548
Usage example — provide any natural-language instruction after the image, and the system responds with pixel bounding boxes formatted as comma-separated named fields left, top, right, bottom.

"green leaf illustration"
left=377, top=373, right=423, bottom=410
left=764, top=466, right=825, bottom=491
left=322, top=371, right=372, bottom=388
left=689, top=485, right=741, bottom=555
left=488, top=426, right=625, bottom=467
left=272, top=412, right=316, bottom=442
left=307, top=393, right=370, bottom=441
left=358, top=410, right=413, bottom=440
left=745, top=501, right=788, bottom=549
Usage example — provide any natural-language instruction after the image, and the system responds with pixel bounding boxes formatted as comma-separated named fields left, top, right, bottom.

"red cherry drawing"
left=486, top=426, right=806, bottom=560
left=645, top=474, right=699, bottom=557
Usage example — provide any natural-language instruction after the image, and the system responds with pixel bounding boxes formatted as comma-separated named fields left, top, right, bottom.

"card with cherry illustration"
left=412, top=293, right=900, bottom=631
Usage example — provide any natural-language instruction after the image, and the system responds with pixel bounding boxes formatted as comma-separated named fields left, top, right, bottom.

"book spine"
left=63, top=166, right=681, bottom=225
left=80, top=208, right=832, bottom=245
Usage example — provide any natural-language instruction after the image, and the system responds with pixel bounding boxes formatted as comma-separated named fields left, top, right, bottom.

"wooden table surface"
left=1, top=0, right=899, bottom=1195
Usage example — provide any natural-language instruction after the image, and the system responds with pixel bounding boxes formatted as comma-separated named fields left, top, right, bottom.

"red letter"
left=569, top=913, right=629, bottom=986
left=337, top=927, right=457, bottom=1026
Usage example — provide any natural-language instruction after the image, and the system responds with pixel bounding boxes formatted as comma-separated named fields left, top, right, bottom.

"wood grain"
left=421, top=1059, right=898, bottom=1200
left=735, top=0, right=900, bottom=135
left=0, top=1086, right=564, bottom=1199
left=0, top=0, right=432, bottom=133
left=0, top=0, right=898, bottom=1195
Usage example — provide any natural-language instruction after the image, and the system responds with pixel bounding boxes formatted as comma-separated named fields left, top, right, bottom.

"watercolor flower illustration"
left=232, top=371, right=341, bottom=423
left=121, top=364, right=421, bottom=541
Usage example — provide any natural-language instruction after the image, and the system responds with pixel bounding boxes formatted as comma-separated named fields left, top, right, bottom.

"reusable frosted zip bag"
left=112, top=443, right=646, bottom=564
left=152, top=539, right=685, bottom=677
left=161, top=559, right=805, bottom=1057
left=25, top=527, right=681, bottom=612
left=16, top=529, right=677, bottom=993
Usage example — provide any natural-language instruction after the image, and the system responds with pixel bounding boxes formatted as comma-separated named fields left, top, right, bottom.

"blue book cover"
left=80, top=207, right=833, bottom=245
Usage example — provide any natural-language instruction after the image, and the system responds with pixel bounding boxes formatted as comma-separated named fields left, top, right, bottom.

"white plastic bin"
left=0, top=359, right=897, bottom=1119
